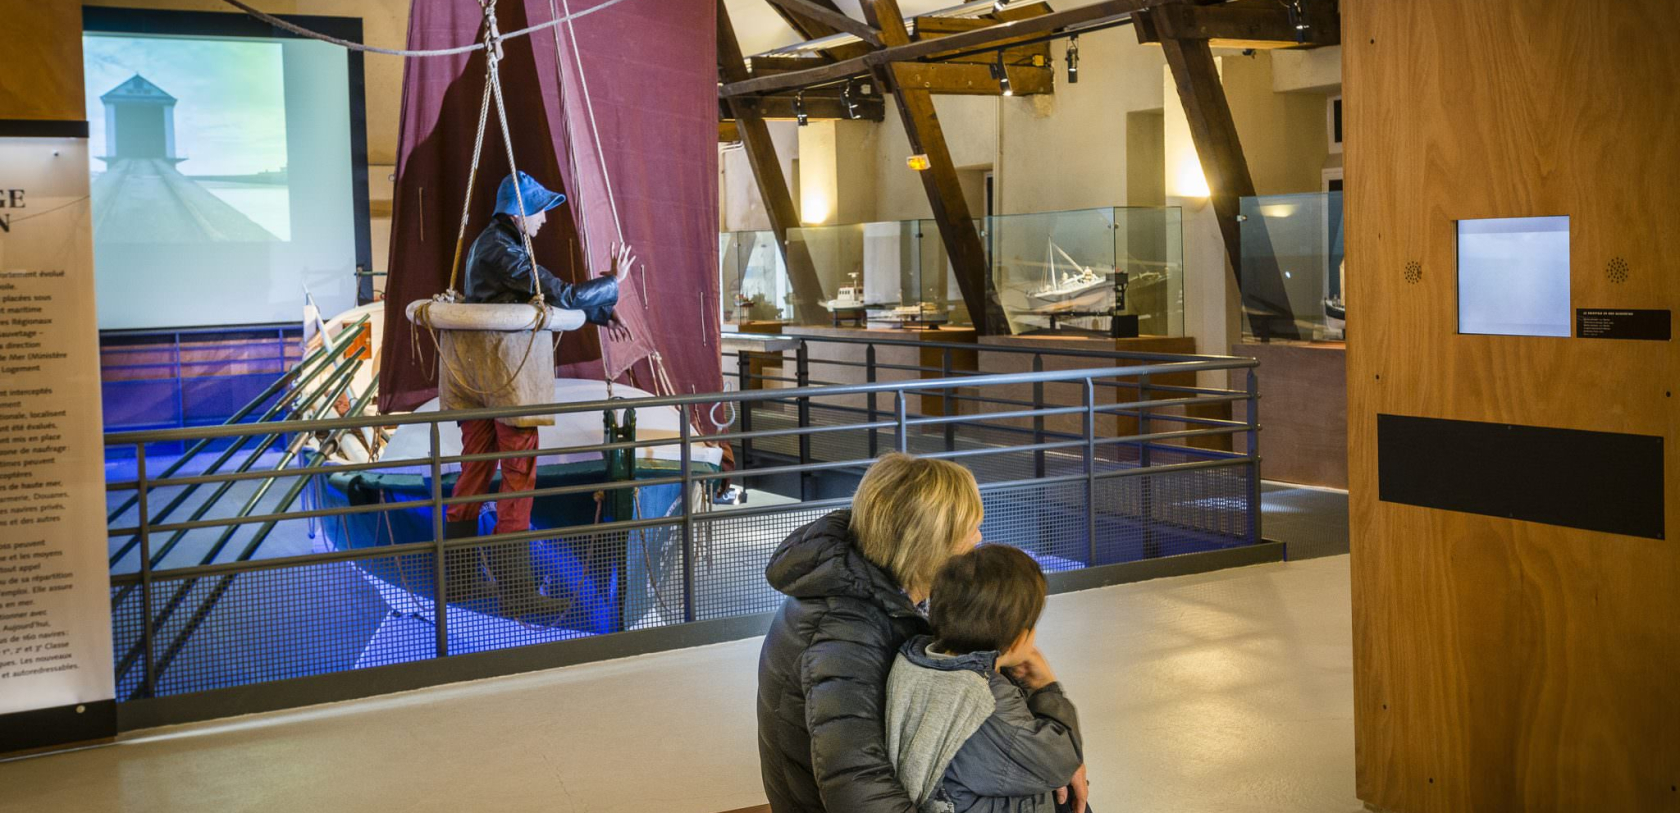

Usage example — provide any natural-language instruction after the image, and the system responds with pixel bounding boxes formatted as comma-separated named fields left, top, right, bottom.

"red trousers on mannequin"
left=446, top=419, right=539, bottom=535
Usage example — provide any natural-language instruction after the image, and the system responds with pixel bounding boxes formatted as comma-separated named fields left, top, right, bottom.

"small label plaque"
left=1575, top=309, right=1671, bottom=341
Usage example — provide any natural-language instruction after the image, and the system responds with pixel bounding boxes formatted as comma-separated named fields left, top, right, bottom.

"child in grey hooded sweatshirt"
left=884, top=545, right=1087, bottom=813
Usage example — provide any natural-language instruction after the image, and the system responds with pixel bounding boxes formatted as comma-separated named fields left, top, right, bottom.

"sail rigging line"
left=547, top=0, right=616, bottom=398
left=559, top=0, right=628, bottom=258
left=216, top=0, right=640, bottom=59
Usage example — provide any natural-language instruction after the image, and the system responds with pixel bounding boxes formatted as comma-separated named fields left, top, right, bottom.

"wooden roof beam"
left=861, top=0, right=1002, bottom=333
left=892, top=61, right=1054, bottom=96
left=723, top=0, right=1178, bottom=98
left=1135, top=0, right=1339, bottom=49
left=764, top=0, right=883, bottom=48
left=759, top=0, right=874, bottom=62
left=719, top=87, right=888, bottom=122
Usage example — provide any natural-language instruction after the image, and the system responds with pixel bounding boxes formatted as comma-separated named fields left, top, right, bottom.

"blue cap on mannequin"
left=494, top=170, right=566, bottom=218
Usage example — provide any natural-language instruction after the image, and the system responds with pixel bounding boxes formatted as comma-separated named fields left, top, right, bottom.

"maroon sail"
left=380, top=0, right=719, bottom=413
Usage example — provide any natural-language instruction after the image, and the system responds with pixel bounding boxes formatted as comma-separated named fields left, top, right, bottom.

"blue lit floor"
left=106, top=449, right=315, bottom=573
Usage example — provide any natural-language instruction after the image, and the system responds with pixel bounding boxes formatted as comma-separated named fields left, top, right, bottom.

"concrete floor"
left=0, top=554, right=1359, bottom=813
left=1262, top=481, right=1351, bottom=561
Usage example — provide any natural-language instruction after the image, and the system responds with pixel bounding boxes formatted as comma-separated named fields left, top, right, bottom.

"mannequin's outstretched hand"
left=605, top=311, right=634, bottom=343
left=604, top=242, right=636, bottom=286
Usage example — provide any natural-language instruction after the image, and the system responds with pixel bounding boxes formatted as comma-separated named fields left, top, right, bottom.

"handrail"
left=720, top=330, right=1243, bottom=365
left=104, top=359, right=1255, bottom=446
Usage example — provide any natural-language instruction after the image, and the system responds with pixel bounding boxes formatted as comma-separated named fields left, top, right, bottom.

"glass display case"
left=788, top=220, right=973, bottom=328
left=989, top=207, right=1185, bottom=337
left=721, top=207, right=1184, bottom=335
left=719, top=230, right=791, bottom=325
left=1239, top=192, right=1346, bottom=342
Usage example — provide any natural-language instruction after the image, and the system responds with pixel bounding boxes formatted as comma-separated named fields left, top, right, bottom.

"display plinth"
left=1229, top=340, right=1347, bottom=489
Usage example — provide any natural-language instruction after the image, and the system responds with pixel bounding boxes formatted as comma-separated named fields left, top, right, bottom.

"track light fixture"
left=993, top=51, right=1012, bottom=97
left=795, top=91, right=808, bottom=126
left=1287, top=0, right=1309, bottom=42
left=1066, top=35, right=1080, bottom=84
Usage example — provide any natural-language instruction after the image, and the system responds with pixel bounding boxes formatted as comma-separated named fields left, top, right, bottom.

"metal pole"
left=680, top=419, right=696, bottom=623
left=866, top=343, right=878, bottom=458
left=136, top=444, right=155, bottom=699
left=1032, top=354, right=1045, bottom=479
left=172, top=332, right=185, bottom=438
left=736, top=351, right=754, bottom=468
left=942, top=347, right=955, bottom=452
left=431, top=421, right=448, bottom=658
left=1247, top=367, right=1262, bottom=545
left=1084, top=378, right=1097, bottom=567
left=796, top=341, right=812, bottom=500
left=895, top=390, right=909, bottom=453
left=1140, top=373, right=1158, bottom=560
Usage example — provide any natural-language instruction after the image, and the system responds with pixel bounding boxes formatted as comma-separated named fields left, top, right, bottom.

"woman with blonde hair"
left=757, top=453, right=984, bottom=812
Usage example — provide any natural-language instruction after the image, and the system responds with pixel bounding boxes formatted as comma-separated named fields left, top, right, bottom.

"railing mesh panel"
left=106, top=347, right=1260, bottom=701
left=692, top=505, right=829, bottom=621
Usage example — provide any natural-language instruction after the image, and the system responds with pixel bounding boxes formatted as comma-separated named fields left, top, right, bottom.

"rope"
left=445, top=58, right=497, bottom=295
left=559, top=0, right=625, bottom=245
left=216, top=0, right=639, bottom=58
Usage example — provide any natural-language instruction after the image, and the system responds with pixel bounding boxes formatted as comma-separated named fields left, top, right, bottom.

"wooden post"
left=861, top=0, right=1003, bottom=334
left=718, top=0, right=827, bottom=324
left=1155, top=30, right=1298, bottom=339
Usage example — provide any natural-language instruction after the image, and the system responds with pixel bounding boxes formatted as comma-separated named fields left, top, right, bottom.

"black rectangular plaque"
left=0, top=700, right=117, bottom=755
left=1378, top=414, right=1665, bottom=539
left=1576, top=309, right=1671, bottom=341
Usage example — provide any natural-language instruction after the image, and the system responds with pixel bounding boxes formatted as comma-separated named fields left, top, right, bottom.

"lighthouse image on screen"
left=83, top=33, right=359, bottom=330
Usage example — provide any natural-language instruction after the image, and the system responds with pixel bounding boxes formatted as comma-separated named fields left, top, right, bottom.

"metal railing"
left=99, top=324, right=305, bottom=437
left=105, top=347, right=1260, bottom=702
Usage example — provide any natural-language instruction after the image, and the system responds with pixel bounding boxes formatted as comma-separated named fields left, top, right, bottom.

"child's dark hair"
left=928, top=545, right=1047, bottom=655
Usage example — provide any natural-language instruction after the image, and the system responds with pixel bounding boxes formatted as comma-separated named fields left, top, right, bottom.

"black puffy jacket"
left=462, top=215, right=618, bottom=325
left=758, top=510, right=928, bottom=813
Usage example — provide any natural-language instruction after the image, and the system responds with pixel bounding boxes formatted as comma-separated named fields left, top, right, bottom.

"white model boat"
left=868, top=300, right=948, bottom=327
left=824, top=273, right=868, bottom=311
left=1026, top=242, right=1114, bottom=312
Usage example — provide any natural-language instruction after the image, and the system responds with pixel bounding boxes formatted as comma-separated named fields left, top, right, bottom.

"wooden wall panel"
left=1344, top=1, right=1680, bottom=811
left=0, top=2, right=86, bottom=121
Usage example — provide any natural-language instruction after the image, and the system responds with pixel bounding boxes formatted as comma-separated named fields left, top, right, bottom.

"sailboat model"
left=1027, top=240, right=1114, bottom=313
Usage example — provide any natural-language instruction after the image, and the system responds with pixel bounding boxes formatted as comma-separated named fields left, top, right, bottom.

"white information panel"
left=0, top=135, right=116, bottom=750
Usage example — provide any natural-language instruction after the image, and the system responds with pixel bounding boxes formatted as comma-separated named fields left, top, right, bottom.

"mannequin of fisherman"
left=442, top=170, right=634, bottom=619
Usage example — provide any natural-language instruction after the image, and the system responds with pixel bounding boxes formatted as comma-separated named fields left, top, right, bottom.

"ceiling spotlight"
left=841, top=79, right=860, bottom=120
left=1287, top=1, right=1309, bottom=41
left=795, top=91, right=808, bottom=126
left=1066, top=35, right=1080, bottom=84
